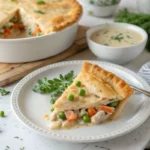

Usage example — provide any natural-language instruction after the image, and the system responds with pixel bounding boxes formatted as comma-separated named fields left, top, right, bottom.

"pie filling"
left=49, top=101, right=119, bottom=129
left=0, top=11, right=43, bottom=39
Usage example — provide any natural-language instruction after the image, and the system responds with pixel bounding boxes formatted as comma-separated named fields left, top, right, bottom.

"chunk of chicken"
left=50, top=111, right=58, bottom=121
left=91, top=110, right=105, bottom=124
left=62, top=120, right=76, bottom=129
left=79, top=108, right=88, bottom=117
left=49, top=121, right=62, bottom=129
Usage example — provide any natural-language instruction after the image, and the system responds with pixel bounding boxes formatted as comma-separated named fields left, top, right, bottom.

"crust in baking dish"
left=0, top=0, right=82, bottom=38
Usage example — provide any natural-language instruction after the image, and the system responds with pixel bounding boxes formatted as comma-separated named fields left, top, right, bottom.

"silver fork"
left=130, top=85, right=150, bottom=97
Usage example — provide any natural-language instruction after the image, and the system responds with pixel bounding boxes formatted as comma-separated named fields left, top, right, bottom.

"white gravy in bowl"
left=91, top=28, right=143, bottom=47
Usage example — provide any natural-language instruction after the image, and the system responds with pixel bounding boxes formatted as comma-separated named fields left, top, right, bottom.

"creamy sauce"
left=91, top=28, right=143, bottom=47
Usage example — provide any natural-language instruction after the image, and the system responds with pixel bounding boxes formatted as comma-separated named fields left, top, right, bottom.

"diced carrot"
left=88, top=108, right=96, bottom=117
left=4, top=29, right=11, bottom=34
left=99, top=105, right=114, bottom=113
left=3, top=29, right=11, bottom=38
left=65, top=110, right=77, bottom=122
left=13, top=24, right=20, bottom=29
left=33, top=27, right=41, bottom=36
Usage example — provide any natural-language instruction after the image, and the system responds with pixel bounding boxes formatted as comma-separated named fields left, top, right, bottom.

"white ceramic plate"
left=11, top=60, right=150, bottom=143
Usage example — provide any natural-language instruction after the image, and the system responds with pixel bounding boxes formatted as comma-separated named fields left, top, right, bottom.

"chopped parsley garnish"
left=20, top=147, right=25, bottom=150
left=0, top=88, right=10, bottom=96
left=37, top=0, right=46, bottom=4
left=111, top=33, right=124, bottom=42
left=14, top=136, right=23, bottom=140
left=33, top=71, right=74, bottom=104
left=11, top=0, right=16, bottom=1
left=34, top=10, right=45, bottom=14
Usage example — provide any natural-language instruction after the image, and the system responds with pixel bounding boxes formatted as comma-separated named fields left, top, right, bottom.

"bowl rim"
left=86, top=22, right=148, bottom=49
left=80, top=0, right=120, bottom=7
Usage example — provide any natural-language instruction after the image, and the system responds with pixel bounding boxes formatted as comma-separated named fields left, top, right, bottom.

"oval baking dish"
left=0, top=23, right=78, bottom=63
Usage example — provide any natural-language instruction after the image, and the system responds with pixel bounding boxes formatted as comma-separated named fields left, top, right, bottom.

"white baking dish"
left=0, top=23, right=78, bottom=63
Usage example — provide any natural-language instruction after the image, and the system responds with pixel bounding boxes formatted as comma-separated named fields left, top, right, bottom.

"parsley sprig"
left=34, top=10, right=45, bottom=14
left=0, top=88, right=10, bottom=96
left=33, top=71, right=74, bottom=104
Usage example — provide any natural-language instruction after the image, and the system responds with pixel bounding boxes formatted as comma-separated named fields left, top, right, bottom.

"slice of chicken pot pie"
left=49, top=62, right=134, bottom=129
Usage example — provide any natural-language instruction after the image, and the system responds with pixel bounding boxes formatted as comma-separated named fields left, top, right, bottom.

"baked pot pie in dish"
left=0, top=0, right=82, bottom=63
left=49, top=62, right=134, bottom=129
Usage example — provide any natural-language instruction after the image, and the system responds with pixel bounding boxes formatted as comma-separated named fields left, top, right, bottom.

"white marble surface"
left=1, top=0, right=150, bottom=150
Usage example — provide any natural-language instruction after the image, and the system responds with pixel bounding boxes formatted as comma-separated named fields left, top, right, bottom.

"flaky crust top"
left=0, top=0, right=82, bottom=34
left=19, top=0, right=82, bottom=34
left=83, top=62, right=134, bottom=100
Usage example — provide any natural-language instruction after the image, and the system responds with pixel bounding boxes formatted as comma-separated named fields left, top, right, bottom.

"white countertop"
left=1, top=0, right=150, bottom=150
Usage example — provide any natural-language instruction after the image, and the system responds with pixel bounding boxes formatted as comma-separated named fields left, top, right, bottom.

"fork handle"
left=130, top=85, right=150, bottom=97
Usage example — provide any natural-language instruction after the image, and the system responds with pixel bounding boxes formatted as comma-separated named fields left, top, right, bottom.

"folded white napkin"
left=138, top=61, right=150, bottom=85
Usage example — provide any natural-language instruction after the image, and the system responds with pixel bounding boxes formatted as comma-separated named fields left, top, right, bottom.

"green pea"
left=109, top=101, right=119, bottom=107
left=0, top=111, right=5, bottom=117
left=58, top=112, right=66, bottom=120
left=78, top=89, right=86, bottom=96
left=82, top=115, right=91, bottom=122
left=37, top=32, right=41, bottom=36
left=67, top=93, right=74, bottom=101
left=75, top=81, right=81, bottom=87
left=50, top=107, right=54, bottom=112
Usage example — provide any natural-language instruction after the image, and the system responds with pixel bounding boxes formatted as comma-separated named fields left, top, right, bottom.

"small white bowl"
left=86, top=23, right=148, bottom=65
left=80, top=0, right=120, bottom=17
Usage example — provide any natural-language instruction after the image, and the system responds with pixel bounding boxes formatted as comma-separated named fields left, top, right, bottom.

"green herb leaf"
left=34, top=10, right=45, bottom=14
left=33, top=71, right=75, bottom=104
left=37, top=0, right=46, bottom=4
left=0, top=88, right=10, bottom=96
left=0, top=111, right=5, bottom=117
left=111, top=33, right=124, bottom=42
left=20, top=147, right=25, bottom=150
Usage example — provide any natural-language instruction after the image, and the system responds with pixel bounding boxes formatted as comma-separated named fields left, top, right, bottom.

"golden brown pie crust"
left=83, top=62, right=134, bottom=120
left=50, top=0, right=83, bottom=32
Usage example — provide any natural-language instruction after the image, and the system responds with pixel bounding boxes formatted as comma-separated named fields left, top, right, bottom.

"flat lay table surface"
left=1, top=0, right=150, bottom=150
